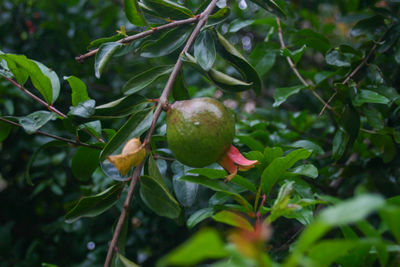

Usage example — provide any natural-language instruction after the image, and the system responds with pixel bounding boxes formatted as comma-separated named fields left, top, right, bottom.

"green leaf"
left=64, top=76, right=90, bottom=106
left=318, top=194, right=385, bottom=226
left=100, top=109, right=153, bottom=160
left=188, top=168, right=227, bottom=179
left=248, top=0, right=287, bottom=17
left=332, top=128, right=349, bottom=161
left=179, top=175, right=253, bottom=211
left=148, top=155, right=164, bottom=184
left=325, top=49, right=351, bottom=67
left=350, top=15, right=386, bottom=39
left=261, top=149, right=312, bottom=195
left=18, top=111, right=58, bottom=134
left=294, top=29, right=331, bottom=54
left=140, top=175, right=181, bottom=219
left=289, top=164, right=318, bottom=178
left=208, top=69, right=253, bottom=92
left=289, top=140, right=324, bottom=155
left=0, top=54, right=54, bottom=104
left=158, top=228, right=228, bottom=267
left=0, top=120, right=12, bottom=142
left=65, top=183, right=124, bottom=223
left=187, top=208, right=214, bottom=229
left=380, top=206, right=400, bottom=243
left=208, top=7, right=230, bottom=26
left=212, top=210, right=253, bottom=231
left=124, top=0, right=147, bottom=26
left=194, top=30, right=216, bottom=71
left=228, top=19, right=255, bottom=33
left=268, top=181, right=296, bottom=223
left=123, top=65, right=173, bottom=95
left=118, top=254, right=140, bottom=267
left=88, top=32, right=127, bottom=50
left=172, top=71, right=189, bottom=101
left=71, top=147, right=101, bottom=181
left=34, top=60, right=60, bottom=104
left=94, top=94, right=148, bottom=119
left=236, top=135, right=264, bottom=152
left=141, top=0, right=193, bottom=19
left=282, top=45, right=307, bottom=64
left=249, top=42, right=276, bottom=76
left=140, top=26, right=192, bottom=58
left=231, top=175, right=257, bottom=193
left=68, top=99, right=96, bottom=118
left=264, top=146, right=283, bottom=165
left=214, top=30, right=262, bottom=94
left=353, top=90, right=390, bottom=106
left=172, top=174, right=200, bottom=207
left=273, top=85, right=305, bottom=107
left=94, top=42, right=124, bottom=78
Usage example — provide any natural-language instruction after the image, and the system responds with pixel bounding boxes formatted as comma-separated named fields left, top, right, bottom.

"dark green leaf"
left=248, top=0, right=287, bottom=17
left=65, top=183, right=124, bottom=223
left=326, top=50, right=351, bottom=67
left=140, top=175, right=181, bottom=219
left=207, top=7, right=230, bottom=26
left=332, top=128, right=349, bottom=160
left=18, top=111, right=58, bottom=134
left=123, top=65, right=173, bottom=95
left=350, top=16, right=386, bottom=39
left=88, top=32, right=126, bottom=50
left=188, top=168, right=227, bottom=179
left=208, top=68, right=253, bottom=92
left=172, top=175, right=200, bottom=207
left=194, top=30, right=216, bottom=71
left=353, top=90, right=390, bottom=106
left=273, top=85, right=305, bottom=107
left=64, top=76, right=90, bottom=106
left=124, top=0, right=147, bottom=26
left=289, top=140, right=324, bottom=155
left=212, top=210, right=253, bottom=230
left=94, top=42, right=124, bottom=78
left=71, top=147, right=101, bottom=181
left=261, top=149, right=312, bottom=195
left=228, top=19, right=255, bottom=33
left=141, top=0, right=193, bottom=19
left=282, top=45, right=306, bottom=64
left=94, top=94, right=148, bottom=119
left=187, top=208, right=214, bottom=229
left=0, top=120, right=12, bottom=142
left=172, top=71, right=189, bottom=101
left=294, top=29, right=331, bottom=54
left=118, top=253, right=139, bottom=267
left=249, top=42, right=276, bottom=76
left=140, top=26, right=192, bottom=58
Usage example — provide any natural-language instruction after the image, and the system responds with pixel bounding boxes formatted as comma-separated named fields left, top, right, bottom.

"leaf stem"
left=0, top=117, right=102, bottom=150
left=275, top=17, right=337, bottom=115
left=103, top=1, right=220, bottom=266
left=75, top=16, right=199, bottom=62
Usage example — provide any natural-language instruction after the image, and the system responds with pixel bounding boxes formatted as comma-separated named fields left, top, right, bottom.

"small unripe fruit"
left=166, top=97, right=235, bottom=167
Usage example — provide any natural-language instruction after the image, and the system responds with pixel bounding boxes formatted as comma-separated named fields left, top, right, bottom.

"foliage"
left=1, top=0, right=400, bottom=266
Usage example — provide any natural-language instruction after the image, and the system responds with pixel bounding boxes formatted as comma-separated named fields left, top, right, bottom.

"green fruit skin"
left=166, top=97, right=235, bottom=167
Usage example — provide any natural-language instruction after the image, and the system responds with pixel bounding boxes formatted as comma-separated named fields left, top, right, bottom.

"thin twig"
left=319, top=22, right=395, bottom=117
left=103, top=1, right=219, bottom=266
left=3, top=76, right=105, bottom=143
left=275, top=17, right=336, bottom=114
left=75, top=17, right=199, bottom=62
left=0, top=117, right=102, bottom=149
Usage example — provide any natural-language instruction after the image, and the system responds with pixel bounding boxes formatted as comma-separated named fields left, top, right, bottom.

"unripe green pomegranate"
left=166, top=97, right=235, bottom=167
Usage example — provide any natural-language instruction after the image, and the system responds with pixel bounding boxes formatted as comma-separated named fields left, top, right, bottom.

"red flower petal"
left=227, top=145, right=259, bottom=166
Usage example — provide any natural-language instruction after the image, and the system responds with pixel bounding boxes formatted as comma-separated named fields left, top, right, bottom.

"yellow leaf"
left=107, top=138, right=146, bottom=176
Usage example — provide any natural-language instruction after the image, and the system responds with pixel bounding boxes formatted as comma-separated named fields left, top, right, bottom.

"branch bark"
left=0, top=117, right=102, bottom=149
left=275, top=17, right=336, bottom=115
left=75, top=17, right=199, bottom=62
left=103, top=1, right=219, bottom=266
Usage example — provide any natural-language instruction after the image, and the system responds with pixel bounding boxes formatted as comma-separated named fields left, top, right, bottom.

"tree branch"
left=318, top=22, right=395, bottom=117
left=103, top=1, right=219, bottom=266
left=275, top=17, right=337, bottom=115
left=75, top=17, right=199, bottom=62
left=3, top=76, right=104, bottom=143
left=0, top=117, right=102, bottom=150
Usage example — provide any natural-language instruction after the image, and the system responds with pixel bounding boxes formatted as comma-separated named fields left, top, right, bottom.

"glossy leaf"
left=124, top=0, right=146, bottom=26
left=353, top=90, right=390, bottom=106
left=94, top=42, right=124, bottom=78
left=158, top=228, right=228, bottom=266
left=273, top=85, right=305, bottom=107
left=261, top=149, right=312, bottom=195
left=187, top=208, right=214, bottom=229
left=94, top=94, right=148, bottom=118
left=214, top=30, right=262, bottom=94
left=194, top=30, right=216, bottom=71
left=100, top=108, right=153, bottom=160
left=140, top=175, right=181, bottom=219
left=123, top=65, right=173, bottom=95
left=140, top=26, right=192, bottom=58
left=212, top=210, right=253, bottom=231
left=65, top=183, right=124, bottom=223
left=68, top=99, right=96, bottom=118
left=64, top=76, right=90, bottom=106
left=289, top=164, right=318, bottom=179
left=249, top=42, right=277, bottom=76
left=141, top=0, right=193, bottom=19
left=173, top=175, right=200, bottom=207
left=188, top=168, right=227, bottom=179
left=207, top=7, right=230, bottom=26
left=282, top=45, right=307, bottom=64
left=34, top=60, right=60, bottom=104
left=325, top=49, right=351, bottom=67
left=290, top=140, right=324, bottom=155
left=18, top=111, right=58, bottom=134
left=71, top=147, right=101, bottom=181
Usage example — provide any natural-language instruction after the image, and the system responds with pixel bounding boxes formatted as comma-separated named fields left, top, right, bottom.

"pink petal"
left=227, top=145, right=259, bottom=166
